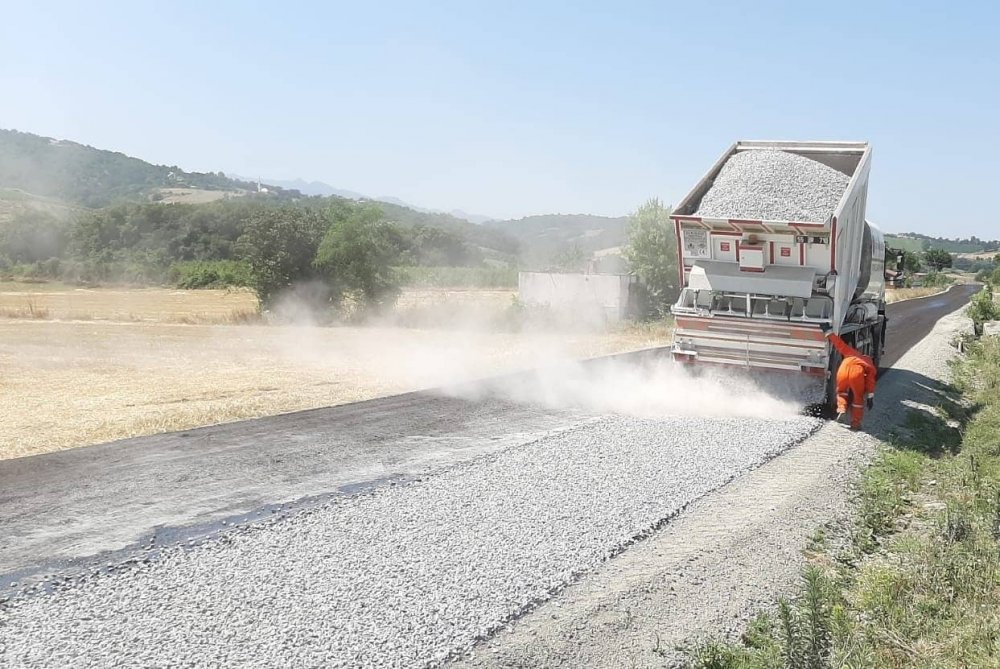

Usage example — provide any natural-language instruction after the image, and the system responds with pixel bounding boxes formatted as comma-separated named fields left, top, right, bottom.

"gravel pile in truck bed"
left=695, top=149, right=850, bottom=222
left=0, top=414, right=818, bottom=669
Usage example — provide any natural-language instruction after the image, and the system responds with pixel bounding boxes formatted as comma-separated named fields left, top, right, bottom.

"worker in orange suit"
left=820, top=325, right=877, bottom=430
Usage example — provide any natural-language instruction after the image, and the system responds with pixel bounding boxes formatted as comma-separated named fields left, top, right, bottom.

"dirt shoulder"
left=449, top=310, right=973, bottom=668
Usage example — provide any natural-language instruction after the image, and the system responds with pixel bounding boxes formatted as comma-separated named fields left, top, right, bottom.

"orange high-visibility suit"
left=826, top=332, right=877, bottom=429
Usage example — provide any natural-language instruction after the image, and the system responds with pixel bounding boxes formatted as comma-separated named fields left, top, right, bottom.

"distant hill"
left=484, top=214, right=629, bottom=268
left=0, top=129, right=299, bottom=208
left=232, top=175, right=363, bottom=199
left=246, top=176, right=496, bottom=224
left=0, top=128, right=525, bottom=278
left=886, top=232, right=1000, bottom=254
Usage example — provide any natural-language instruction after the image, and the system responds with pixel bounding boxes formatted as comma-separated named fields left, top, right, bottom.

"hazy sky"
left=2, top=1, right=997, bottom=234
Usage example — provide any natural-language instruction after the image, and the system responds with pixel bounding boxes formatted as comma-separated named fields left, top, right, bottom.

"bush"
left=922, top=271, right=952, bottom=288
left=168, top=260, right=252, bottom=289
left=968, top=285, right=999, bottom=333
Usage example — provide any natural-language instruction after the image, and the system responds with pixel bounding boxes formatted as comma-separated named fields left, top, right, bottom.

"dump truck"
left=669, top=140, right=885, bottom=412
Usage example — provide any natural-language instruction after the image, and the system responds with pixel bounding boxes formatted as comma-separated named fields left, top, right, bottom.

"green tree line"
left=0, top=196, right=522, bottom=311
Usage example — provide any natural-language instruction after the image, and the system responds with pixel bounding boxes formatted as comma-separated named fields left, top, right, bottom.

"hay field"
left=0, top=284, right=670, bottom=460
left=0, top=282, right=259, bottom=322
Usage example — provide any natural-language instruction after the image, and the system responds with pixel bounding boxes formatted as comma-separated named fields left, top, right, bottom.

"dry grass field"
left=0, top=283, right=670, bottom=460
left=885, top=286, right=948, bottom=303
left=0, top=282, right=260, bottom=322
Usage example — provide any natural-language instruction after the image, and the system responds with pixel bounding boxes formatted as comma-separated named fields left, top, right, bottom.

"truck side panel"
left=830, top=150, right=872, bottom=328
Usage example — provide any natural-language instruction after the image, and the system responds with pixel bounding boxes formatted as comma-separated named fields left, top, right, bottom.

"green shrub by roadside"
left=968, top=284, right=999, bottom=334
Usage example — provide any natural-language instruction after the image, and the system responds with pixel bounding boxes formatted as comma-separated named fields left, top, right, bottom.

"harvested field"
left=0, top=318, right=669, bottom=461
left=0, top=282, right=259, bottom=323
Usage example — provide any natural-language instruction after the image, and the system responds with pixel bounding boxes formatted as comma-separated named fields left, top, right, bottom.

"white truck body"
left=669, top=140, right=886, bottom=402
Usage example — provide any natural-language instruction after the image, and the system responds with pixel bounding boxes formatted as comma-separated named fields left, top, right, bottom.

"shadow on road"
left=863, top=367, right=978, bottom=456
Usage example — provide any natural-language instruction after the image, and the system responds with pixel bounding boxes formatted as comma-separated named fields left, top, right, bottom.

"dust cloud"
left=444, top=357, right=812, bottom=420
left=269, top=291, right=813, bottom=421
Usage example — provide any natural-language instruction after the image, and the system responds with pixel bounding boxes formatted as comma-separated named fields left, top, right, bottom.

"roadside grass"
left=688, top=335, right=1000, bottom=669
left=885, top=287, right=948, bottom=304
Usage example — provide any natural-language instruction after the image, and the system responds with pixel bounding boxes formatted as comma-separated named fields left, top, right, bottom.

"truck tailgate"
left=673, top=315, right=829, bottom=373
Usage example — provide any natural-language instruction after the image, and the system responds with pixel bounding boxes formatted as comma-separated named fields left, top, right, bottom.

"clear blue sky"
left=1, top=1, right=997, bottom=235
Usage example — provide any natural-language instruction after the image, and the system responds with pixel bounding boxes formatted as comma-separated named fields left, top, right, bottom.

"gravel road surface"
left=0, top=394, right=596, bottom=579
left=1, top=415, right=818, bottom=668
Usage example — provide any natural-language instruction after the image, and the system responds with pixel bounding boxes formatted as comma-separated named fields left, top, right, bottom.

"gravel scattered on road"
left=695, top=149, right=849, bottom=222
left=0, top=414, right=818, bottom=668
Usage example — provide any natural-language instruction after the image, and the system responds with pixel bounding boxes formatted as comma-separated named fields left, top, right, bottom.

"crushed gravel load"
left=0, top=414, right=818, bottom=668
left=694, top=149, right=850, bottom=222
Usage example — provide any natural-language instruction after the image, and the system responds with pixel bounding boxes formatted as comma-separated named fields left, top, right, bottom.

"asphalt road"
left=0, top=285, right=979, bottom=588
left=881, top=283, right=980, bottom=369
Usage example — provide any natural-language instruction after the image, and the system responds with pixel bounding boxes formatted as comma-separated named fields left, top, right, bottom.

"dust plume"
left=442, top=357, right=810, bottom=419
left=269, top=290, right=811, bottom=420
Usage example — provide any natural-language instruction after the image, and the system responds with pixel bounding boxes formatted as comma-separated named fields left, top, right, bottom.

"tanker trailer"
left=669, top=140, right=886, bottom=413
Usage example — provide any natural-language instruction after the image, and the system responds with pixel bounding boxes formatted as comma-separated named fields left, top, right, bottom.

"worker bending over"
left=820, top=325, right=877, bottom=430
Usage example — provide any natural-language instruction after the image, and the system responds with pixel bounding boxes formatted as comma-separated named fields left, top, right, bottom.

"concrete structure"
left=984, top=321, right=1000, bottom=338
left=518, top=272, right=638, bottom=324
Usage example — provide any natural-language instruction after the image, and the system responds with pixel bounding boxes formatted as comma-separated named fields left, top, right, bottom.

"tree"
left=0, top=210, right=67, bottom=264
left=901, top=251, right=923, bottom=273
left=623, top=198, right=678, bottom=317
left=314, top=204, right=405, bottom=313
left=923, top=248, right=953, bottom=271
left=553, top=243, right=587, bottom=272
left=236, top=207, right=326, bottom=308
